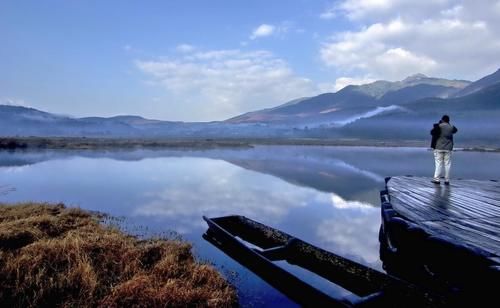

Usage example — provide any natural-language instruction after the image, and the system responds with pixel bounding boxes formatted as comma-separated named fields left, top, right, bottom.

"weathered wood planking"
left=386, top=176, right=500, bottom=260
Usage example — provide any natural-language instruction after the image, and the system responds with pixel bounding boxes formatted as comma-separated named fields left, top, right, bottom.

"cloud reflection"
left=133, top=158, right=319, bottom=233
left=330, top=193, right=374, bottom=210
left=316, top=193, right=381, bottom=265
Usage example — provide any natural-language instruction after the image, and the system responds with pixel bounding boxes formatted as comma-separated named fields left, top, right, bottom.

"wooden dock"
left=379, top=176, right=499, bottom=302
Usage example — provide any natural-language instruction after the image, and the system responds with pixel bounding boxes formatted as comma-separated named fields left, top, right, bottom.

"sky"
left=1, top=0, right=500, bottom=121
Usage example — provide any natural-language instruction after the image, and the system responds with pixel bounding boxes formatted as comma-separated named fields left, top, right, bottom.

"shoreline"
left=1, top=136, right=499, bottom=152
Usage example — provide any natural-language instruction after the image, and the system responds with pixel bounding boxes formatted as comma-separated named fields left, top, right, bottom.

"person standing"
left=431, top=115, right=458, bottom=185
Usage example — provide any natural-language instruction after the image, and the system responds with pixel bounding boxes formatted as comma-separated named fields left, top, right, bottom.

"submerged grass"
left=0, top=203, right=237, bottom=307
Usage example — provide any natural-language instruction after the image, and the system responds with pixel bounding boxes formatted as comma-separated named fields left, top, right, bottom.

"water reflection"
left=312, top=193, right=381, bottom=264
left=133, top=158, right=315, bottom=233
left=0, top=146, right=498, bottom=306
left=430, top=185, right=452, bottom=211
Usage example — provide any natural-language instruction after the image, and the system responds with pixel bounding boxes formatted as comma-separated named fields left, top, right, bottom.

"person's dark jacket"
left=430, top=123, right=440, bottom=149
left=435, top=122, right=458, bottom=150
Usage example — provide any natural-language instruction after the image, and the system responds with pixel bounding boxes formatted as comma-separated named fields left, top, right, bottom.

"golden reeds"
left=0, top=203, right=237, bottom=307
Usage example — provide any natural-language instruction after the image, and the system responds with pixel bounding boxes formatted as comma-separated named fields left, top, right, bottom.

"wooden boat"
left=203, top=215, right=447, bottom=307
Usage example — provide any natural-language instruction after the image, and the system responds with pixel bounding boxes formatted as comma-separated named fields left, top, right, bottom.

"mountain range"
left=227, top=73, right=471, bottom=125
left=1, top=68, right=500, bottom=145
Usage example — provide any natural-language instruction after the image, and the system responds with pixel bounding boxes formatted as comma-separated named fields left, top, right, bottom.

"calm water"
left=0, top=146, right=498, bottom=306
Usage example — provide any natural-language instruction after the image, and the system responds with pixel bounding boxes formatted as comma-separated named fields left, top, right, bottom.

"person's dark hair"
left=441, top=115, right=450, bottom=123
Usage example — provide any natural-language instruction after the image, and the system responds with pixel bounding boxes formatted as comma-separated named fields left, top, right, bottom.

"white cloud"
left=440, top=5, right=464, bottom=18
left=136, top=48, right=316, bottom=121
left=334, top=0, right=453, bottom=21
left=249, top=22, right=295, bottom=40
left=319, top=76, right=376, bottom=92
left=320, top=1, right=500, bottom=81
left=320, top=4, right=337, bottom=19
left=250, top=24, right=276, bottom=39
left=373, top=48, right=437, bottom=78
left=176, top=44, right=195, bottom=53
left=1, top=97, right=30, bottom=107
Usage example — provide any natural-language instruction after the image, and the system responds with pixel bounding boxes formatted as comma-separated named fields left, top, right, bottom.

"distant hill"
left=0, top=105, right=176, bottom=137
left=452, top=68, right=500, bottom=97
left=378, top=84, right=460, bottom=105
left=336, top=82, right=500, bottom=144
left=226, top=97, right=311, bottom=123
left=0, top=105, right=65, bottom=122
left=0, top=105, right=294, bottom=138
left=353, top=74, right=469, bottom=98
left=405, top=81, right=500, bottom=113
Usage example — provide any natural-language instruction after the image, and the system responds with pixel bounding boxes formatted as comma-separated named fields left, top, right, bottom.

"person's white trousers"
left=433, top=150, right=451, bottom=182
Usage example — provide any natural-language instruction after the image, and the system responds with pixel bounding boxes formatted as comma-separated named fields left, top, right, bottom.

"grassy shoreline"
left=1, top=136, right=499, bottom=152
left=0, top=203, right=237, bottom=307
left=0, top=137, right=252, bottom=150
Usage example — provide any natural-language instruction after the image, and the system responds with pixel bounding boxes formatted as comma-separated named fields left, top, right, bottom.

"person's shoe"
left=444, top=181, right=450, bottom=186
left=431, top=180, right=440, bottom=184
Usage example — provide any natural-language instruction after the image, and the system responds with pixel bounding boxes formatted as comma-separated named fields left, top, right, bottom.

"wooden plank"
left=390, top=192, right=456, bottom=222
left=389, top=185, right=490, bottom=221
left=392, top=177, right=500, bottom=207
left=391, top=186, right=499, bottom=221
left=386, top=176, right=500, bottom=259
left=388, top=177, right=500, bottom=221
left=389, top=177, right=500, bottom=220
left=395, top=177, right=500, bottom=204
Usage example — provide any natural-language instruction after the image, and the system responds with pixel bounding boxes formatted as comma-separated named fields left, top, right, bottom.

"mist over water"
left=0, top=146, right=498, bottom=306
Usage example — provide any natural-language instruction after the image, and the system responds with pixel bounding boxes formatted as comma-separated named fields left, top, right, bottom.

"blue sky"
left=2, top=0, right=500, bottom=121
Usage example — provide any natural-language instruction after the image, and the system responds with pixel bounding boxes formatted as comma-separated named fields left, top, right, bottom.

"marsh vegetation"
left=0, top=203, right=237, bottom=307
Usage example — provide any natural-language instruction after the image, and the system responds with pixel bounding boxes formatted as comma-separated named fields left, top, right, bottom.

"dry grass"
left=0, top=203, right=237, bottom=307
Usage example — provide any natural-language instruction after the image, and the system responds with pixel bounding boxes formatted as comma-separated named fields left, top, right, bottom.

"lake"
left=0, top=146, right=498, bottom=306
